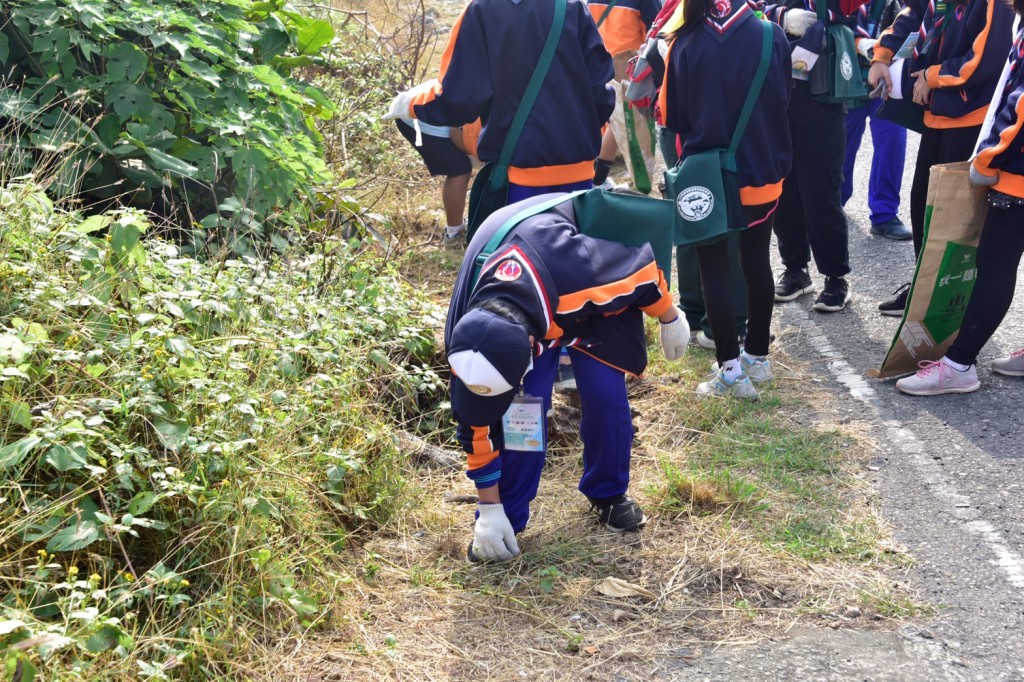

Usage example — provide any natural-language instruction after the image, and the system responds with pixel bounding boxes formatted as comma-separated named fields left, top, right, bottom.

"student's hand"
left=782, top=9, right=818, bottom=37
left=868, top=61, right=892, bottom=96
left=969, top=164, right=999, bottom=187
left=911, top=70, right=932, bottom=107
left=659, top=309, right=689, bottom=361
left=472, top=504, right=520, bottom=561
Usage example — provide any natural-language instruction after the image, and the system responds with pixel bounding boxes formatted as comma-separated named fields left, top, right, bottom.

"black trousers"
left=910, top=125, right=982, bottom=258
left=945, top=201, right=1024, bottom=367
left=696, top=206, right=776, bottom=364
left=775, top=81, right=850, bottom=279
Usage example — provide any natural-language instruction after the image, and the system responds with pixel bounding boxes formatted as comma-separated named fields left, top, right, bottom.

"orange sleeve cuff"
left=871, top=46, right=894, bottom=65
left=926, top=65, right=941, bottom=89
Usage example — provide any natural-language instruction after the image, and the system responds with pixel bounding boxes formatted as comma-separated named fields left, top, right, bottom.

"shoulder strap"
left=488, top=0, right=568, bottom=191
left=596, top=0, right=618, bottom=28
left=728, top=21, right=774, bottom=155
left=470, top=190, right=589, bottom=289
left=815, top=0, right=828, bottom=23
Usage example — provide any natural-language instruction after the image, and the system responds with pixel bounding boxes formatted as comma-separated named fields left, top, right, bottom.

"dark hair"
left=680, top=0, right=714, bottom=33
left=1011, top=0, right=1024, bottom=19
left=471, top=298, right=531, bottom=331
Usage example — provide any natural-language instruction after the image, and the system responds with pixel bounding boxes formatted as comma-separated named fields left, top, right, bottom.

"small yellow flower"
left=90, top=573, right=101, bottom=583
left=122, top=572, right=134, bottom=582
left=179, top=579, right=190, bottom=587
left=37, top=549, right=48, bottom=558
left=68, top=566, right=79, bottom=577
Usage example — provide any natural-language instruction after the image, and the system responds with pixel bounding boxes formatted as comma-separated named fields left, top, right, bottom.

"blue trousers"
left=495, top=347, right=633, bottom=533
left=841, top=99, right=907, bottom=225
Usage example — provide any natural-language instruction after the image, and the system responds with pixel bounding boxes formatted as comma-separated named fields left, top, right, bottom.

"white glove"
left=783, top=9, right=818, bottom=38
left=857, top=38, right=877, bottom=60
left=382, top=79, right=439, bottom=121
left=659, top=314, right=689, bottom=361
left=472, top=504, right=520, bottom=561
left=969, top=164, right=999, bottom=187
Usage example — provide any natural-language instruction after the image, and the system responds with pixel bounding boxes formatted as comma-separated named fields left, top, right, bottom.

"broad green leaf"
left=47, top=520, right=100, bottom=552
left=257, top=27, right=289, bottom=61
left=76, top=214, right=112, bottom=234
left=144, top=148, right=198, bottom=176
left=128, top=491, right=160, bottom=516
left=294, top=17, right=333, bottom=55
left=0, top=33, right=8, bottom=65
left=44, top=443, right=88, bottom=472
left=154, top=421, right=188, bottom=451
left=105, top=43, right=148, bottom=82
left=0, top=436, right=41, bottom=469
left=9, top=401, right=32, bottom=429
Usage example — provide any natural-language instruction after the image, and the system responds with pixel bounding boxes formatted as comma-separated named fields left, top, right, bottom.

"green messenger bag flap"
left=808, top=3, right=867, bottom=104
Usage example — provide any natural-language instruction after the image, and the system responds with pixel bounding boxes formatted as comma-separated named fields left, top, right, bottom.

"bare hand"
left=911, top=70, right=932, bottom=107
left=868, top=62, right=892, bottom=97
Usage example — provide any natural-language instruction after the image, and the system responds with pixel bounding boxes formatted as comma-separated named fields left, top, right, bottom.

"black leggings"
left=695, top=205, right=776, bottom=363
left=946, top=201, right=1024, bottom=367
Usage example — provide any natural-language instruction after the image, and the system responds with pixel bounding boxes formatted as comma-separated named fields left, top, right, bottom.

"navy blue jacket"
left=408, top=0, right=616, bottom=187
left=974, top=28, right=1024, bottom=198
left=661, top=6, right=794, bottom=205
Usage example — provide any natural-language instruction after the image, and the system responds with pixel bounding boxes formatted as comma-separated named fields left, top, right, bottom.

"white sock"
left=445, top=222, right=465, bottom=238
left=740, top=350, right=764, bottom=365
left=943, top=357, right=971, bottom=372
left=720, top=358, right=743, bottom=382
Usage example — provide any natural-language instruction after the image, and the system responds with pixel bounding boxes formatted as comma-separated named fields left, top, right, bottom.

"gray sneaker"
left=740, top=354, right=773, bottom=384
left=697, top=366, right=759, bottom=400
left=896, top=359, right=981, bottom=396
left=992, top=349, right=1024, bottom=376
left=870, top=217, right=912, bottom=241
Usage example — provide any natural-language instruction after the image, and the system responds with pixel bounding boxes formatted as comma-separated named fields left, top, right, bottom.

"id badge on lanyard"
left=501, top=393, right=546, bottom=452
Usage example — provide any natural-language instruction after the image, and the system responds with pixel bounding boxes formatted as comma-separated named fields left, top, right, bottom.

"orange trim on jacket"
left=740, top=180, right=785, bottom=206
left=557, top=261, right=669, bottom=317
left=923, top=0, right=997, bottom=90
left=993, top=172, right=1024, bottom=198
left=924, top=106, right=989, bottom=128
left=508, top=160, right=596, bottom=186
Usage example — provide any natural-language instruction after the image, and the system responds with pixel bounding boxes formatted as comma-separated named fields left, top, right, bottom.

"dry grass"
left=265, top=330, right=919, bottom=681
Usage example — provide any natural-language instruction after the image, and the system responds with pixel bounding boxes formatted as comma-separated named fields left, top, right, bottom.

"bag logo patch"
left=494, top=259, right=523, bottom=282
left=676, top=186, right=714, bottom=222
left=840, top=52, right=854, bottom=81
left=467, top=384, right=493, bottom=395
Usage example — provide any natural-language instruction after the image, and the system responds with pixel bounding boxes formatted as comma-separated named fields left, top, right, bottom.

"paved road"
left=691, top=131, right=1024, bottom=680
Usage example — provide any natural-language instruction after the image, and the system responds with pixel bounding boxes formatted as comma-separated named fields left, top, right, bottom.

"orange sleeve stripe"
left=466, top=426, right=498, bottom=470
left=507, top=160, right=596, bottom=186
left=976, top=94, right=1024, bottom=171
left=929, top=0, right=995, bottom=88
left=406, top=6, right=468, bottom=117
left=557, top=261, right=665, bottom=315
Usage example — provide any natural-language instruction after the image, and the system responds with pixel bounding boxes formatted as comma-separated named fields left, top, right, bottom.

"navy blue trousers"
left=491, top=347, right=633, bottom=533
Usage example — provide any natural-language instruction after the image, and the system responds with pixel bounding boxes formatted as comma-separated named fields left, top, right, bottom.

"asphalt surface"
left=688, top=130, right=1024, bottom=680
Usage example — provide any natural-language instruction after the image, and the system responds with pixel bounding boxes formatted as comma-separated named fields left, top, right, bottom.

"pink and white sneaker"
left=896, top=358, right=981, bottom=396
left=992, top=348, right=1024, bottom=377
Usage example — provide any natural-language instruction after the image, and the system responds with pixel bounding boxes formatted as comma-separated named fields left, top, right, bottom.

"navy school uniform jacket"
left=764, top=0, right=868, bottom=38
left=974, top=28, right=1024, bottom=198
left=588, top=0, right=664, bottom=55
left=445, top=195, right=673, bottom=485
left=873, top=0, right=1014, bottom=128
left=407, top=0, right=616, bottom=187
left=660, top=3, right=794, bottom=205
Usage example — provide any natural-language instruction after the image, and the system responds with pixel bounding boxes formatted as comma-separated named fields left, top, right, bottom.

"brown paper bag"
left=871, top=162, right=989, bottom=379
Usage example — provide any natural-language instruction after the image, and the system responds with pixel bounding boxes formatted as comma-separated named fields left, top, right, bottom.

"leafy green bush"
left=0, top=180, right=448, bottom=678
left=0, top=0, right=335, bottom=254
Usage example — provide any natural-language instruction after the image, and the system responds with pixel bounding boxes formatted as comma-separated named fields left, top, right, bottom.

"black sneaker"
left=878, top=283, right=910, bottom=317
left=813, top=277, right=851, bottom=312
left=870, top=217, right=912, bottom=241
left=589, top=495, right=647, bottom=532
left=774, top=268, right=814, bottom=302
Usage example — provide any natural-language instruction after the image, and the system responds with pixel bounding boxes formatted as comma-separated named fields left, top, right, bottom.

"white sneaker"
left=697, top=366, right=758, bottom=400
left=992, top=348, right=1024, bottom=376
left=896, top=359, right=981, bottom=396
left=739, top=354, right=773, bottom=384
left=443, top=223, right=466, bottom=246
left=696, top=331, right=716, bottom=350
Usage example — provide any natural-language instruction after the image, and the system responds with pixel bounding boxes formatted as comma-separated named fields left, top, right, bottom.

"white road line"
left=782, top=306, right=1024, bottom=591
